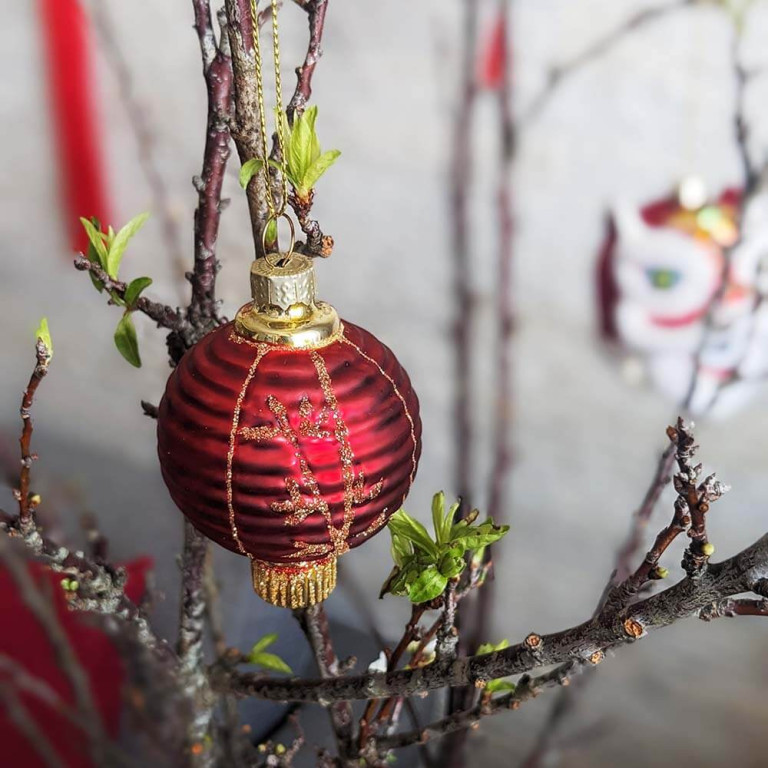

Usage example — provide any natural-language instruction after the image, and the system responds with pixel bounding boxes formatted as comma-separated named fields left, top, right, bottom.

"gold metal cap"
left=251, top=556, right=337, bottom=608
left=235, top=253, right=341, bottom=348
left=250, top=253, right=316, bottom=311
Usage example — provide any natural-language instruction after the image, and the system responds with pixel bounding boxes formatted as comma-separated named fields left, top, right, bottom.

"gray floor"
left=2, top=1, right=768, bottom=766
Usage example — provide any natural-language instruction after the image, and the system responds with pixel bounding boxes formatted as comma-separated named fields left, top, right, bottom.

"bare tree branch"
left=224, top=0, right=271, bottom=250
left=187, top=4, right=234, bottom=333
left=16, top=339, right=51, bottom=530
left=74, top=254, right=185, bottom=334
left=286, top=0, right=328, bottom=121
left=378, top=661, right=586, bottom=752
left=219, top=529, right=768, bottom=703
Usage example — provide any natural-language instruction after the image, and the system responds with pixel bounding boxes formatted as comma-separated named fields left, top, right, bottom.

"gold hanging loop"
left=262, top=213, right=296, bottom=267
left=249, top=0, right=289, bottom=221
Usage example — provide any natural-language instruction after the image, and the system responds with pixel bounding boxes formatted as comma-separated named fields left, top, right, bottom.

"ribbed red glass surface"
left=157, top=321, right=421, bottom=565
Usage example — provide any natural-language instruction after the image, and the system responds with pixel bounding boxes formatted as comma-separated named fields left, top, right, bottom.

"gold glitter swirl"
left=226, top=343, right=271, bottom=557
left=352, top=510, right=389, bottom=541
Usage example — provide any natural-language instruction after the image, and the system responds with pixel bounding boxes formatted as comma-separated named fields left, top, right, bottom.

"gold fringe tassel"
left=251, top=556, right=337, bottom=608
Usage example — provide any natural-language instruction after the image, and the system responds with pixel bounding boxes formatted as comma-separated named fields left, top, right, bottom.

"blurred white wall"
left=2, top=1, right=768, bottom=765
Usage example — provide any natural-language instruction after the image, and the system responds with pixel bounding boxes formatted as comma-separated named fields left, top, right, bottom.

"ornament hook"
left=262, top=213, right=296, bottom=268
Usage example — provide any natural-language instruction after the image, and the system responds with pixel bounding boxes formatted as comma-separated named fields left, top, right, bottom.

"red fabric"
left=38, top=0, right=111, bottom=253
left=0, top=557, right=151, bottom=768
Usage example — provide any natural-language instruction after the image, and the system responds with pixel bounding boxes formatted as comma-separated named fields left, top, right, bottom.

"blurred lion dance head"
left=597, top=179, right=768, bottom=416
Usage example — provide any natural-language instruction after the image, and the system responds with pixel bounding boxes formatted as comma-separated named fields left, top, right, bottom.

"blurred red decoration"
left=158, top=320, right=421, bottom=608
left=479, top=12, right=508, bottom=90
left=0, top=557, right=150, bottom=768
left=39, top=0, right=111, bottom=253
left=595, top=182, right=768, bottom=414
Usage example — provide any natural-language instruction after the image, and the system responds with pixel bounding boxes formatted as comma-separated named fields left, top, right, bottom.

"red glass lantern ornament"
left=157, top=252, right=421, bottom=607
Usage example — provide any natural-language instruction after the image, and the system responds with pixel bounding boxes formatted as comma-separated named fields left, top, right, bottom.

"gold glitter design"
left=227, top=330, right=405, bottom=578
left=352, top=510, right=389, bottom=542
left=236, top=350, right=384, bottom=560
left=298, top=396, right=331, bottom=439
left=340, top=335, right=419, bottom=485
left=226, top=343, right=271, bottom=557
left=309, top=351, right=385, bottom=552
left=242, top=395, right=334, bottom=535
left=251, top=556, right=337, bottom=608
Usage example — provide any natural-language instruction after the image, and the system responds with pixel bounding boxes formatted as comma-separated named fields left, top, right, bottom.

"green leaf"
left=407, top=565, right=447, bottom=604
left=303, top=105, right=319, bottom=162
left=114, top=313, right=141, bottom=368
left=477, top=639, right=510, bottom=656
left=390, top=531, right=412, bottom=568
left=288, top=106, right=317, bottom=186
left=431, top=492, right=446, bottom=544
left=438, top=552, right=465, bottom=579
left=485, top=679, right=515, bottom=695
left=35, top=317, right=53, bottom=357
left=387, top=509, right=438, bottom=560
left=380, top=564, right=411, bottom=598
left=124, top=276, right=153, bottom=307
left=106, top=212, right=149, bottom=279
left=264, top=218, right=278, bottom=245
left=302, top=149, right=341, bottom=192
left=80, top=217, right=108, bottom=268
left=431, top=492, right=459, bottom=546
left=239, top=158, right=264, bottom=189
left=250, top=652, right=292, bottom=675
left=450, top=519, right=509, bottom=553
left=250, top=633, right=278, bottom=655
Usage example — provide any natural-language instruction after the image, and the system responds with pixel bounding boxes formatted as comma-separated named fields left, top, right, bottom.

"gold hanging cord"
left=249, top=0, right=291, bottom=256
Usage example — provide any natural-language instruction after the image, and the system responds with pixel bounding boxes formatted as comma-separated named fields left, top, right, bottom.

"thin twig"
left=293, top=604, right=355, bottom=766
left=286, top=0, right=328, bottom=121
left=473, top=0, right=516, bottom=665
left=444, top=5, right=482, bottom=757
left=358, top=603, right=428, bottom=756
left=90, top=2, right=188, bottom=288
left=519, top=0, right=696, bottom=127
left=16, top=339, right=51, bottom=529
left=378, top=661, right=585, bottom=752
left=451, top=0, right=479, bottom=511
left=74, top=254, right=184, bottom=333
left=285, top=0, right=333, bottom=258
